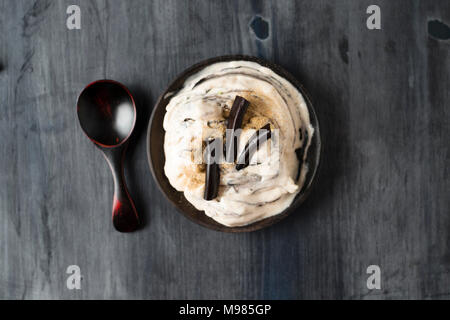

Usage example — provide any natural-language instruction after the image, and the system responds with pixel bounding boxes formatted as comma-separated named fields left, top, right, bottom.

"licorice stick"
left=225, top=96, right=250, bottom=163
left=204, top=139, right=221, bottom=200
left=236, top=124, right=272, bottom=171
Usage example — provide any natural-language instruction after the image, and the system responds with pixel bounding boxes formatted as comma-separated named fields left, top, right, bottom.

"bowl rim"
left=146, top=55, right=322, bottom=233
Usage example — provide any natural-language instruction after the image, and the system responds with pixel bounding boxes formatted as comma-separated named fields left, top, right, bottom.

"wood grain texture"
left=0, top=0, right=449, bottom=299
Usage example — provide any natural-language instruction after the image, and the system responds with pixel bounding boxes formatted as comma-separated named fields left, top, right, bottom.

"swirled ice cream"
left=163, top=60, right=313, bottom=227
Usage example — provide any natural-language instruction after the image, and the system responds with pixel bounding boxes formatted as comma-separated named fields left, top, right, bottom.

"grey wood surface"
left=0, top=0, right=449, bottom=300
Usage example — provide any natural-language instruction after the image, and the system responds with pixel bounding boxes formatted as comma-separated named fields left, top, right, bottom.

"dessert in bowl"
left=147, top=56, right=321, bottom=232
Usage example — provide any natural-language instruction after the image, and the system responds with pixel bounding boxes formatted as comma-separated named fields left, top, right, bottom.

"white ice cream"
left=163, top=60, right=313, bottom=227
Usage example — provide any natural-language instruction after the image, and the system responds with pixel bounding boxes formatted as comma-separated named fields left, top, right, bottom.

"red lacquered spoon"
left=77, top=80, right=140, bottom=232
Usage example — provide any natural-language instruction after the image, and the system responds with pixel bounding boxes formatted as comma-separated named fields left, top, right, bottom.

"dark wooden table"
left=0, top=0, right=449, bottom=299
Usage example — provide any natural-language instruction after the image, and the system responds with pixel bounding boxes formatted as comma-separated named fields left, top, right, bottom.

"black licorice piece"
left=295, top=129, right=308, bottom=181
left=225, top=96, right=250, bottom=162
left=204, top=139, right=220, bottom=201
left=236, top=124, right=272, bottom=171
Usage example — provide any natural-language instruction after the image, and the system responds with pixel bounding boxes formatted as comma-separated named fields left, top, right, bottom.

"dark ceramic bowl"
left=147, top=55, right=321, bottom=232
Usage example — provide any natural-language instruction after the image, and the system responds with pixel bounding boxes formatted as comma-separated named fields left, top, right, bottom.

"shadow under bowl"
left=147, top=55, right=321, bottom=233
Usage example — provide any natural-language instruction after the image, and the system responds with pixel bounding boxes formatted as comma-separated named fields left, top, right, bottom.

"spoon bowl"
left=77, top=80, right=140, bottom=232
left=77, top=80, right=136, bottom=147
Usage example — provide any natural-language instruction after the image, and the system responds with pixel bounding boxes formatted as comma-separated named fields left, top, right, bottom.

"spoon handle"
left=101, top=144, right=140, bottom=232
